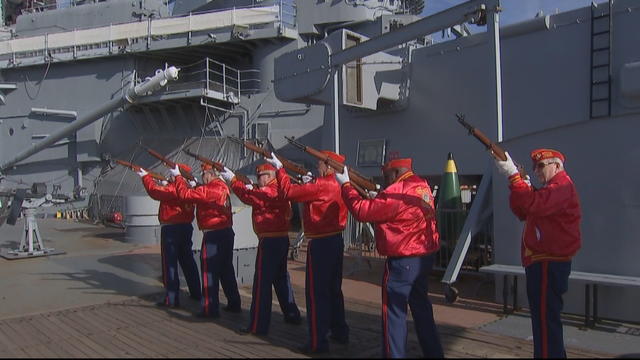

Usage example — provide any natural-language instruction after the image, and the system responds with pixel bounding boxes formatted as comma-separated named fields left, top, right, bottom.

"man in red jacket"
left=336, top=158, right=443, bottom=358
left=173, top=163, right=241, bottom=318
left=138, top=164, right=201, bottom=308
left=495, top=148, right=581, bottom=358
left=219, top=163, right=301, bottom=335
left=266, top=150, right=349, bottom=354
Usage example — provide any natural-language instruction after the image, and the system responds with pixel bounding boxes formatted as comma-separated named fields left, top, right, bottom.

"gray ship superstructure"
left=0, top=0, right=639, bottom=324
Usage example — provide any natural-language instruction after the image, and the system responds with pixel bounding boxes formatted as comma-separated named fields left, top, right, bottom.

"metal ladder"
left=589, top=0, right=613, bottom=118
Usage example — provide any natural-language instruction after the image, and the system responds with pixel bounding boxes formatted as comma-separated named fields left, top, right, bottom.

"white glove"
left=245, top=184, right=254, bottom=190
left=494, top=152, right=519, bottom=177
left=523, top=175, right=532, bottom=187
left=188, top=179, right=197, bottom=187
left=367, top=190, right=378, bottom=199
left=136, top=168, right=148, bottom=177
left=335, top=166, right=350, bottom=185
left=220, top=167, right=235, bottom=183
left=169, top=164, right=181, bottom=177
left=302, top=172, right=313, bottom=184
left=265, top=152, right=283, bottom=169
left=160, top=180, right=169, bottom=186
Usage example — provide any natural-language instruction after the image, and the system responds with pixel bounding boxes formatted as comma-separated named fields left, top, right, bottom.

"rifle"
left=142, top=145, right=197, bottom=182
left=228, top=136, right=307, bottom=183
left=455, top=113, right=528, bottom=178
left=114, top=159, right=167, bottom=182
left=182, top=149, right=252, bottom=185
left=284, top=136, right=379, bottom=196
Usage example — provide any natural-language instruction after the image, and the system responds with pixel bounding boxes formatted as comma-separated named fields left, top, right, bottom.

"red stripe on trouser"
left=307, top=242, right=318, bottom=350
left=251, top=244, right=263, bottom=333
left=202, top=243, right=209, bottom=315
left=382, top=261, right=390, bottom=357
left=540, top=261, right=548, bottom=358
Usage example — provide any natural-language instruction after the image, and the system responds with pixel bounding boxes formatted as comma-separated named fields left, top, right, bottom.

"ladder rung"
left=592, top=80, right=610, bottom=85
left=593, top=13, right=610, bottom=20
left=592, top=30, right=610, bottom=36
left=592, top=64, right=610, bottom=69
left=592, top=46, right=610, bottom=52
left=591, top=97, right=610, bottom=102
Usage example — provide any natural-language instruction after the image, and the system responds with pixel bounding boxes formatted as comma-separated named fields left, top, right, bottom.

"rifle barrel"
left=283, top=137, right=378, bottom=191
left=143, top=146, right=196, bottom=181
left=183, top=148, right=252, bottom=185
left=114, top=159, right=166, bottom=181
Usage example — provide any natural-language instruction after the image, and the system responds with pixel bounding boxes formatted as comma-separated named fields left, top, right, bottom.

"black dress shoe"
left=297, top=344, right=329, bottom=355
left=155, top=301, right=179, bottom=309
left=329, top=333, right=349, bottom=345
left=223, top=305, right=242, bottom=313
left=235, top=327, right=252, bottom=336
left=194, top=311, right=220, bottom=319
left=284, top=316, right=302, bottom=325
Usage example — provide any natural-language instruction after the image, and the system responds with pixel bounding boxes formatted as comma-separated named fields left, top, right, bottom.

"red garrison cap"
left=321, top=150, right=346, bottom=164
left=178, top=163, right=192, bottom=173
left=530, top=148, right=565, bottom=163
left=256, top=163, right=276, bottom=174
left=200, top=163, right=213, bottom=171
left=382, top=158, right=412, bottom=171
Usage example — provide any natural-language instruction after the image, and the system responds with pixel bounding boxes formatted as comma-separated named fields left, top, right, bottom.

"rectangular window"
left=345, top=34, right=363, bottom=105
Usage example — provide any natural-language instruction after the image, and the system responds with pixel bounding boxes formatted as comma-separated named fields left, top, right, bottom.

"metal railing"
left=2, top=2, right=294, bottom=66
left=141, top=58, right=261, bottom=101
left=18, top=0, right=297, bottom=28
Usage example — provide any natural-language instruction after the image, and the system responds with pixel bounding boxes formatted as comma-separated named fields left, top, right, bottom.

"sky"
left=422, top=0, right=593, bottom=26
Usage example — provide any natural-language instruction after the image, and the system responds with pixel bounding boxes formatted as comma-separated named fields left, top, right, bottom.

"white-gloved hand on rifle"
left=136, top=168, right=148, bottom=177
left=265, top=152, right=283, bottom=170
left=335, top=166, right=350, bottom=186
left=169, top=165, right=181, bottom=177
left=494, top=152, right=519, bottom=178
left=302, top=172, right=313, bottom=184
left=220, top=167, right=235, bottom=183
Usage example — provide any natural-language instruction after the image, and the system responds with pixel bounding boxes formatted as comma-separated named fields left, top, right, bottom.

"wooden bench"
left=480, top=264, right=640, bottom=327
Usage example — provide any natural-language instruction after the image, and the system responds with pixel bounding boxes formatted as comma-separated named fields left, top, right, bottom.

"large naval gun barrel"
left=0, top=67, right=180, bottom=172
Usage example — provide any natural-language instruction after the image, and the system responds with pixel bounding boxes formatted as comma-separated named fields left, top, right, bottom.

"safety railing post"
left=206, top=58, right=210, bottom=92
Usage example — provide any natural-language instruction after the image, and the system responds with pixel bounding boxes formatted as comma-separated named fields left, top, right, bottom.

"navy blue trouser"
left=160, top=223, right=201, bottom=306
left=247, top=236, right=301, bottom=334
left=305, top=234, right=349, bottom=352
left=526, top=260, right=571, bottom=359
left=382, top=253, right=443, bottom=358
left=200, top=227, right=241, bottom=317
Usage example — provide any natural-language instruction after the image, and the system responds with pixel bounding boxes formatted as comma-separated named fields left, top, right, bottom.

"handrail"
left=1, top=6, right=280, bottom=57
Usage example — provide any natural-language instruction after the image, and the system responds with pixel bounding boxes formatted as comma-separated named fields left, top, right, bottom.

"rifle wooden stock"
left=182, top=149, right=252, bottom=185
left=229, top=137, right=310, bottom=178
left=455, top=113, right=528, bottom=178
left=143, top=146, right=196, bottom=181
left=114, top=159, right=166, bottom=181
left=284, top=136, right=379, bottom=192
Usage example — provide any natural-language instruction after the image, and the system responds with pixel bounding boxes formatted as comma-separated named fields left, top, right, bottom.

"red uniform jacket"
left=142, top=175, right=195, bottom=224
left=276, top=167, right=347, bottom=238
left=175, top=176, right=232, bottom=231
left=508, top=171, right=581, bottom=267
left=231, top=178, right=292, bottom=238
left=341, top=171, right=439, bottom=257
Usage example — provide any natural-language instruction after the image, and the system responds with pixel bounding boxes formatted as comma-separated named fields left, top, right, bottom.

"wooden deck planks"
left=0, top=291, right=613, bottom=359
